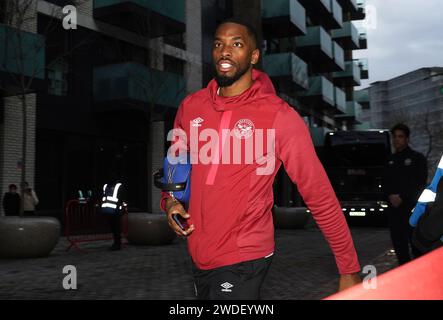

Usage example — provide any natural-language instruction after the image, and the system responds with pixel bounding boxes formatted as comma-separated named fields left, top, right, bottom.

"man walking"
left=161, top=18, right=361, bottom=299
left=101, top=179, right=127, bottom=251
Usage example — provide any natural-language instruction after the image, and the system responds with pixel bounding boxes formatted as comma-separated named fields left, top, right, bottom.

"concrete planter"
left=0, top=216, right=61, bottom=258
left=272, top=207, right=310, bottom=229
left=127, top=213, right=176, bottom=245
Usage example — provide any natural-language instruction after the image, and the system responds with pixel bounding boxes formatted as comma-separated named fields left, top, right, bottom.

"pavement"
left=0, top=223, right=398, bottom=300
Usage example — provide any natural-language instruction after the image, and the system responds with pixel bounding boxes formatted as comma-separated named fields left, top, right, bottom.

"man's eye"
left=234, top=42, right=243, bottom=47
left=214, top=43, right=222, bottom=48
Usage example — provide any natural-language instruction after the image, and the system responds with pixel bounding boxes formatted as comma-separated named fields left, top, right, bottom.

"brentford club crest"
left=234, top=119, right=255, bottom=139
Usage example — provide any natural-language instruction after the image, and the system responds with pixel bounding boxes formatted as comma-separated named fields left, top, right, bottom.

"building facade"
left=0, top=0, right=369, bottom=217
left=259, top=0, right=369, bottom=205
left=361, top=67, right=443, bottom=176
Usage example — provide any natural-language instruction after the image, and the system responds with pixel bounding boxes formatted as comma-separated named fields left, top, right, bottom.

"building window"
left=163, top=55, right=184, bottom=76
left=44, top=0, right=76, bottom=6
left=0, top=96, right=4, bottom=122
left=0, top=0, right=9, bottom=23
left=48, top=60, right=68, bottom=96
left=124, top=43, right=148, bottom=66
left=163, top=33, right=186, bottom=50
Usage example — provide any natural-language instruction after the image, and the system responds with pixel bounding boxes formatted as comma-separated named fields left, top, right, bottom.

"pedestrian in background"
left=383, top=123, right=427, bottom=265
left=21, top=182, right=39, bottom=216
left=101, top=179, right=127, bottom=251
left=2, top=184, right=21, bottom=216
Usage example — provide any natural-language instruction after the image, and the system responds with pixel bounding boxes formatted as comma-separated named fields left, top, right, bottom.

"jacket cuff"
left=160, top=192, right=171, bottom=213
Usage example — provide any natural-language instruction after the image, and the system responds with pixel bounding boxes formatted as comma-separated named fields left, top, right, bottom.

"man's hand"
left=388, top=194, right=403, bottom=208
left=338, top=273, right=361, bottom=292
left=165, top=197, right=194, bottom=237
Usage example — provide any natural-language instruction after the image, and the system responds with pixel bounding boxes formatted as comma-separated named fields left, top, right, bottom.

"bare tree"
left=387, top=104, right=443, bottom=180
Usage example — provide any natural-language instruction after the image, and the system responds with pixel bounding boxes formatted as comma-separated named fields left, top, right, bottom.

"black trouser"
left=108, top=214, right=122, bottom=245
left=388, top=206, right=422, bottom=265
left=192, top=256, right=273, bottom=300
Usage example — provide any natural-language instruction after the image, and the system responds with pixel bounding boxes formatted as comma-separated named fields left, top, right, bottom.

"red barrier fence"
left=325, top=246, right=443, bottom=300
left=64, top=199, right=128, bottom=251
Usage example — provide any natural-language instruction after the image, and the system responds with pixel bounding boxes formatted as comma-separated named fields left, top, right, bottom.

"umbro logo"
left=192, top=117, right=204, bottom=127
left=220, top=282, right=234, bottom=292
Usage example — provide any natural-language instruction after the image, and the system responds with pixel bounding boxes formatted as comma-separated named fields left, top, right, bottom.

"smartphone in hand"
left=172, top=214, right=189, bottom=230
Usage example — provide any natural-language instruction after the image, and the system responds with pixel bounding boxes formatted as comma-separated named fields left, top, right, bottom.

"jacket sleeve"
left=119, top=186, right=127, bottom=206
left=400, top=153, right=428, bottom=206
left=417, top=178, right=443, bottom=243
left=32, top=191, right=39, bottom=206
left=160, top=102, right=186, bottom=212
left=274, top=106, right=361, bottom=275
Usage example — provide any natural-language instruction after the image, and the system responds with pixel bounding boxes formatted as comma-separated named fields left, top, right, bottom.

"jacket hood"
left=207, top=69, right=276, bottom=111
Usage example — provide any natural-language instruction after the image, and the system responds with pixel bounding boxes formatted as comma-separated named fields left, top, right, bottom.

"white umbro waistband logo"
left=220, top=282, right=234, bottom=292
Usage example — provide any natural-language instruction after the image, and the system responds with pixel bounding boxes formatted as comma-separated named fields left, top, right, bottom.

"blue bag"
left=154, top=153, right=191, bottom=208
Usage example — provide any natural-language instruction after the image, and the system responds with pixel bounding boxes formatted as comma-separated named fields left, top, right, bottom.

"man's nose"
left=221, top=46, right=232, bottom=58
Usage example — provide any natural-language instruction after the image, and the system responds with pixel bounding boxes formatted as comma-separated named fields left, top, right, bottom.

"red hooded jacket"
left=161, top=69, right=360, bottom=274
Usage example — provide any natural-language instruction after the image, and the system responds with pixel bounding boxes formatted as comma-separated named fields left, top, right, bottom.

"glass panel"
left=94, top=0, right=185, bottom=23
left=0, top=24, right=45, bottom=79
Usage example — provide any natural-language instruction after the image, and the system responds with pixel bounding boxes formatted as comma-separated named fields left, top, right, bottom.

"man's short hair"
left=217, top=17, right=258, bottom=50
left=9, top=184, right=17, bottom=190
left=391, top=123, right=410, bottom=138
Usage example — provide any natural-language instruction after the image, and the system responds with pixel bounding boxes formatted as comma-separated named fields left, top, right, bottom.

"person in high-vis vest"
left=410, top=154, right=443, bottom=254
left=101, top=181, right=127, bottom=251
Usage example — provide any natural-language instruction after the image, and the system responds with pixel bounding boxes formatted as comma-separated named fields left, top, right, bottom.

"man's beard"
left=214, top=62, right=251, bottom=87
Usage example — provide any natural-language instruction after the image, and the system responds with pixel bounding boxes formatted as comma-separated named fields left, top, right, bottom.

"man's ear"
left=251, top=48, right=260, bottom=65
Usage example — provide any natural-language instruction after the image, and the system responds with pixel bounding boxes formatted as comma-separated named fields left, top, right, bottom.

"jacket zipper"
left=205, top=110, right=232, bottom=185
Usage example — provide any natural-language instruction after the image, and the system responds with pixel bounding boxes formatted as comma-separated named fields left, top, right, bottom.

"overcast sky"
left=353, top=0, right=443, bottom=89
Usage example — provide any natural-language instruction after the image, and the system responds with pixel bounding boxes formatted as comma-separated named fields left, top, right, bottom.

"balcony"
left=296, top=26, right=334, bottom=72
left=332, top=42, right=345, bottom=71
left=358, top=30, right=368, bottom=49
left=354, top=88, right=370, bottom=109
left=332, top=21, right=359, bottom=50
left=310, top=126, right=332, bottom=147
left=0, top=24, right=46, bottom=96
left=335, top=87, right=347, bottom=114
left=262, top=0, right=306, bottom=38
left=93, top=62, right=186, bottom=111
left=336, top=0, right=358, bottom=14
left=331, top=0, right=344, bottom=29
left=355, top=58, right=369, bottom=79
left=351, top=0, right=366, bottom=20
left=298, top=76, right=335, bottom=110
left=333, top=61, right=361, bottom=87
left=93, top=0, right=185, bottom=37
left=298, top=0, right=342, bottom=29
left=335, top=101, right=363, bottom=123
left=263, top=52, right=309, bottom=91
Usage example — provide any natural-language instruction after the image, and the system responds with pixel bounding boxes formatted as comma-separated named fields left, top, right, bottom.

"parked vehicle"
left=321, top=130, right=391, bottom=227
